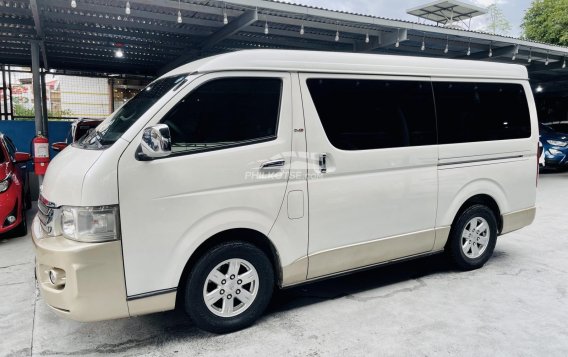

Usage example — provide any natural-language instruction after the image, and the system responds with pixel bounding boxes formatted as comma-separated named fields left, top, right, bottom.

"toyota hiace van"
left=33, top=50, right=538, bottom=333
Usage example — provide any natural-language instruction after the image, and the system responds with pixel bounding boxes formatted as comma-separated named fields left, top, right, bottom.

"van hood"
left=41, top=146, right=103, bottom=206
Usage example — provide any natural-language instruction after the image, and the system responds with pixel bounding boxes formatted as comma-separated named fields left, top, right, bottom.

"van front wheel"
left=447, top=205, right=498, bottom=271
left=184, top=241, right=274, bottom=334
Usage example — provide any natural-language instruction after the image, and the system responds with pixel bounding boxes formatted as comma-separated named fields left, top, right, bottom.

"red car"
left=0, top=133, right=31, bottom=238
left=51, top=118, right=103, bottom=152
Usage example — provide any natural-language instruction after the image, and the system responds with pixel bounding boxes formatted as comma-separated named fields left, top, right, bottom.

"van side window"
left=433, top=82, right=531, bottom=144
left=162, top=77, right=282, bottom=154
left=306, top=79, right=437, bottom=150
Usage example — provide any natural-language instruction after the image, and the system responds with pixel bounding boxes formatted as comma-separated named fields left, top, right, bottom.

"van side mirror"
left=138, top=124, right=172, bottom=160
left=51, top=142, right=68, bottom=152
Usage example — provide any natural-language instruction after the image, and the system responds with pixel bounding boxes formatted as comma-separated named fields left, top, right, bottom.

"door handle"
left=319, top=153, right=327, bottom=173
left=260, top=159, right=285, bottom=170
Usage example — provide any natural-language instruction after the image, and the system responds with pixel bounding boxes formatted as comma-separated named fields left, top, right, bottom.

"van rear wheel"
left=447, top=204, right=498, bottom=271
left=184, top=241, right=274, bottom=334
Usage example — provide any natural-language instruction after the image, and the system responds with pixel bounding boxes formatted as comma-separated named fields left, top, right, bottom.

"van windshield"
left=76, top=74, right=187, bottom=149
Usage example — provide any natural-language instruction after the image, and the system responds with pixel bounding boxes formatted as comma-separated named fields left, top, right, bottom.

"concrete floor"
left=1, top=171, right=568, bottom=357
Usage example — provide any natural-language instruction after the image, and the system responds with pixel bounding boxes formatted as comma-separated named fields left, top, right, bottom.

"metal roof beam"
left=44, top=35, right=183, bottom=55
left=46, top=0, right=219, bottom=31
left=29, top=0, right=44, bottom=38
left=30, top=0, right=49, bottom=69
left=201, top=9, right=258, bottom=50
left=528, top=62, right=566, bottom=73
left=356, top=29, right=407, bottom=52
left=461, top=45, right=516, bottom=59
left=42, top=12, right=209, bottom=37
left=46, top=42, right=176, bottom=60
left=45, top=32, right=186, bottom=50
left=43, top=24, right=193, bottom=46
left=224, top=0, right=568, bottom=56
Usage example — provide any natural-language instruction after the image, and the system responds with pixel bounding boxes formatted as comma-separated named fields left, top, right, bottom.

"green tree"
left=522, top=0, right=568, bottom=46
left=484, top=3, right=512, bottom=35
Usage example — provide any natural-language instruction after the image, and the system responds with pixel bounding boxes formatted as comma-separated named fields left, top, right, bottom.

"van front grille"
left=37, top=196, right=60, bottom=235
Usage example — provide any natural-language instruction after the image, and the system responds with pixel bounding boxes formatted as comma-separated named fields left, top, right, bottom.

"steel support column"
left=40, top=72, right=48, bottom=131
left=1, top=66, right=8, bottom=120
left=31, top=40, right=45, bottom=136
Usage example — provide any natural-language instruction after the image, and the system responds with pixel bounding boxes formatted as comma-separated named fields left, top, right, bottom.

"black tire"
left=184, top=241, right=274, bottom=334
left=446, top=204, right=498, bottom=271
left=12, top=211, right=27, bottom=238
left=24, top=186, right=32, bottom=211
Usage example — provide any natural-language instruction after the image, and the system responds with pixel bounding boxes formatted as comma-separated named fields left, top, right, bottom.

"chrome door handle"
left=260, top=159, right=285, bottom=170
left=319, top=153, right=327, bottom=173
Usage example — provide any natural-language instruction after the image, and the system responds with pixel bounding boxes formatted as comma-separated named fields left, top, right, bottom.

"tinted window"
left=162, top=77, right=281, bottom=154
left=306, top=79, right=437, bottom=150
left=433, top=82, right=531, bottom=144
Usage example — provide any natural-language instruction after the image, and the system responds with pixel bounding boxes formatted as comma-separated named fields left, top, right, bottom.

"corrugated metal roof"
left=0, top=0, right=565, bottom=79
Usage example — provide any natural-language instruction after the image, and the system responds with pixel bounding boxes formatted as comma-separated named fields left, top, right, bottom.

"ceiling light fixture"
left=365, top=32, right=369, bottom=44
left=512, top=45, right=518, bottom=61
left=421, top=32, right=425, bottom=51
left=466, top=38, right=471, bottom=56
left=177, top=0, right=182, bottom=24
left=489, top=42, right=493, bottom=57
left=223, top=2, right=228, bottom=25
left=545, top=51, right=549, bottom=65
left=125, top=1, right=130, bottom=15
left=71, top=0, right=76, bottom=8
left=115, top=48, right=124, bottom=58
left=300, top=23, right=305, bottom=35
left=528, top=48, right=532, bottom=63
left=563, top=57, right=566, bottom=69
left=335, top=22, right=339, bottom=42
left=395, top=28, right=400, bottom=48
left=444, top=36, right=448, bottom=54
left=264, top=16, right=269, bottom=35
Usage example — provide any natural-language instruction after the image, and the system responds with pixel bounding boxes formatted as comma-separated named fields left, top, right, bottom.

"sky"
left=292, top=0, right=533, bottom=37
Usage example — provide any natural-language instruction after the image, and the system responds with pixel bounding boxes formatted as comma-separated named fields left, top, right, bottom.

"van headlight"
left=61, top=206, right=120, bottom=242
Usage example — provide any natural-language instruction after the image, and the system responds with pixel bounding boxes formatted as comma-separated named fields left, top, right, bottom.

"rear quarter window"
left=433, top=82, right=531, bottom=144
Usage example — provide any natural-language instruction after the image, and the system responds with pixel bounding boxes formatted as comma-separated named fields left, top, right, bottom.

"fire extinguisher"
left=32, top=135, right=50, bottom=176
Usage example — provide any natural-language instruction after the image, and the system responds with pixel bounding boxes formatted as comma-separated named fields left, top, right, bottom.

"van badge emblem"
left=294, top=128, right=304, bottom=133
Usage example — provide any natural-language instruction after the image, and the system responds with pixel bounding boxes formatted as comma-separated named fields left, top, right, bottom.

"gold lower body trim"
left=501, top=207, right=536, bottom=235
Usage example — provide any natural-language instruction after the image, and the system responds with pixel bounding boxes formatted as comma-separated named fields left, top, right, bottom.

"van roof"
left=163, top=49, right=528, bottom=80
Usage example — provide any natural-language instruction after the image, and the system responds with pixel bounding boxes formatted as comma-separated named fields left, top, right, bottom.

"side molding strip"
left=438, top=155, right=524, bottom=167
left=127, top=287, right=177, bottom=301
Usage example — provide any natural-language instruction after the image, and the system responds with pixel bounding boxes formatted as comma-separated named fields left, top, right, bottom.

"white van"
left=33, top=50, right=538, bottom=333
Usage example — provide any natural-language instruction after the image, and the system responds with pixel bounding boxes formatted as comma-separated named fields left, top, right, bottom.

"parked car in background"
left=539, top=123, right=568, bottom=169
left=0, top=133, right=31, bottom=238
left=545, top=122, right=568, bottom=134
left=538, top=141, right=545, bottom=167
left=51, top=118, right=103, bottom=152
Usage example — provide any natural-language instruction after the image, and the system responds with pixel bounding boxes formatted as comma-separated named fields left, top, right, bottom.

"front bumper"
left=0, top=182, right=22, bottom=234
left=32, top=216, right=130, bottom=321
left=544, top=148, right=568, bottom=167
